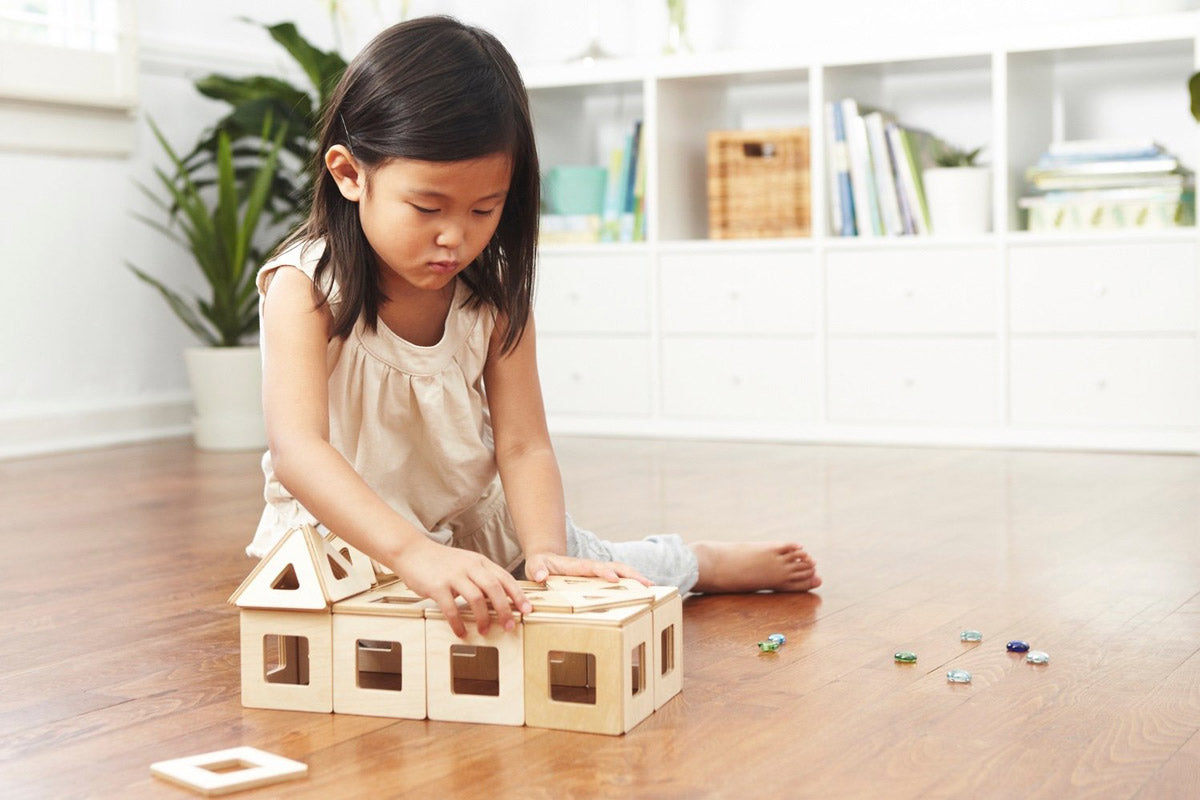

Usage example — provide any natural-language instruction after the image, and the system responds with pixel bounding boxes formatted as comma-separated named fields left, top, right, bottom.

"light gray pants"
left=562, top=514, right=699, bottom=595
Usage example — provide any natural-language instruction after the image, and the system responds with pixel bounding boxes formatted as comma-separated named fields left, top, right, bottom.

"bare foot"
left=690, top=541, right=821, bottom=593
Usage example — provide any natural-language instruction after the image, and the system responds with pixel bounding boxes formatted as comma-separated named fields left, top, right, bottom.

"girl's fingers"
left=455, top=584, right=492, bottom=636
left=497, top=569, right=532, bottom=614
left=473, top=571, right=517, bottom=632
left=608, top=561, right=652, bottom=586
left=429, top=588, right=466, bottom=638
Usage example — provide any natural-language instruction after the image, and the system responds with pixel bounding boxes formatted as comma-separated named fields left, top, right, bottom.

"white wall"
left=2, top=0, right=1195, bottom=458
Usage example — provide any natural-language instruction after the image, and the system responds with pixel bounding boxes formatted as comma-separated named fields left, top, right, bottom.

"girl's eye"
left=410, top=203, right=438, bottom=214
left=473, top=208, right=498, bottom=217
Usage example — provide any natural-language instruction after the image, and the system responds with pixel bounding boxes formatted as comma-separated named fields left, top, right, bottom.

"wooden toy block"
left=239, top=608, right=332, bottom=712
left=323, top=533, right=378, bottom=589
left=228, top=525, right=371, bottom=610
left=331, top=583, right=434, bottom=719
left=150, top=746, right=307, bottom=796
left=649, top=586, right=683, bottom=709
left=523, top=604, right=656, bottom=735
left=544, top=575, right=656, bottom=600
left=424, top=603, right=525, bottom=726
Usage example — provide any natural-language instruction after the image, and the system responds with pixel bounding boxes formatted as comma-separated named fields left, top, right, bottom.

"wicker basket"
left=707, top=127, right=811, bottom=239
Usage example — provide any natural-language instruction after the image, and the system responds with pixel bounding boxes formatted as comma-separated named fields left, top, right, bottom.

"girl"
left=251, top=16, right=820, bottom=638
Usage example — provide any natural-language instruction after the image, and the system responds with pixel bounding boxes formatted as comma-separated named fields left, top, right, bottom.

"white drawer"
left=1009, top=242, right=1197, bottom=334
left=660, top=251, right=816, bottom=334
left=828, top=338, right=1000, bottom=424
left=826, top=248, right=999, bottom=334
left=538, top=336, right=652, bottom=416
left=1010, top=337, right=1198, bottom=428
left=661, top=337, right=818, bottom=421
left=536, top=253, right=651, bottom=333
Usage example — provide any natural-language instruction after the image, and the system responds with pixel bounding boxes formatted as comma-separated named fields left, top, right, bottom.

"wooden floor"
left=1, top=437, right=1198, bottom=799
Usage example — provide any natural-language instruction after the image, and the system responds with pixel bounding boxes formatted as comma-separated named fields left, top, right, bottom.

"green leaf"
left=1190, top=72, right=1200, bottom=123
left=214, top=131, right=240, bottom=282
left=127, top=263, right=219, bottom=346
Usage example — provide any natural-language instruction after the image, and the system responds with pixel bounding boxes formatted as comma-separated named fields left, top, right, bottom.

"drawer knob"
left=1096, top=378, right=1108, bottom=391
left=570, top=371, right=583, bottom=383
left=903, top=377, right=916, bottom=389
left=903, top=288, right=915, bottom=301
left=728, top=290, right=741, bottom=302
left=1092, top=284, right=1108, bottom=298
left=568, top=291, right=581, bottom=304
left=731, top=375, right=743, bottom=386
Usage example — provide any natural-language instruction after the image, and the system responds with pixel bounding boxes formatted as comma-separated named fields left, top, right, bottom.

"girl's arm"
left=483, top=314, right=648, bottom=585
left=261, top=267, right=528, bottom=636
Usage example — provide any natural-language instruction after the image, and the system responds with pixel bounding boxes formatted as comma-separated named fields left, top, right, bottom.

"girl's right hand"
left=390, top=538, right=532, bottom=638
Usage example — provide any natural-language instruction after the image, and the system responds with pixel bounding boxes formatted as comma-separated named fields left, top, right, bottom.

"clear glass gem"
left=894, top=651, right=917, bottom=663
left=960, top=629, right=983, bottom=642
left=1026, top=650, right=1050, bottom=664
left=946, top=669, right=972, bottom=683
left=767, top=633, right=786, bottom=645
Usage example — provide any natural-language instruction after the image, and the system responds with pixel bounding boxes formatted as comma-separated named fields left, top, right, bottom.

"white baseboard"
left=0, top=393, right=193, bottom=460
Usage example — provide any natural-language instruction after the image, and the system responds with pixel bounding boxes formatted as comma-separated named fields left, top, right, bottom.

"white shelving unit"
left=525, top=11, right=1200, bottom=453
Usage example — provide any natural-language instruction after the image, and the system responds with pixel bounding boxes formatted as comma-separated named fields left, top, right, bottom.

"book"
left=864, top=111, right=904, bottom=236
left=841, top=98, right=881, bottom=236
left=620, top=120, right=642, bottom=242
left=829, top=101, right=856, bottom=236
left=884, top=123, right=916, bottom=234
left=887, top=123, right=929, bottom=235
left=823, top=101, right=843, bottom=236
left=540, top=213, right=602, bottom=244
left=1046, top=139, right=1163, bottom=161
left=599, top=143, right=627, bottom=243
left=1027, top=156, right=1178, bottom=180
left=632, top=121, right=647, bottom=241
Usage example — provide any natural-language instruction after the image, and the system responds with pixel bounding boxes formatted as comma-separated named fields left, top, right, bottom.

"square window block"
left=239, top=609, right=332, bottom=713
left=650, top=586, right=683, bottom=709
left=424, top=602, right=525, bottom=726
left=331, top=583, right=432, bottom=719
left=523, top=604, right=656, bottom=735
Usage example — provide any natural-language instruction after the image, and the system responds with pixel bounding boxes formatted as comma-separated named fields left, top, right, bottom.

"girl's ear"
left=325, top=145, right=366, bottom=202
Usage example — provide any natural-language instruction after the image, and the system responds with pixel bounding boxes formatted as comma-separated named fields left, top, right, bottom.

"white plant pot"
left=923, top=166, right=992, bottom=236
left=184, top=345, right=266, bottom=451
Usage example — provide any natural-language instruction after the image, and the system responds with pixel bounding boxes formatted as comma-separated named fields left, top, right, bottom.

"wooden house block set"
left=227, top=525, right=683, bottom=735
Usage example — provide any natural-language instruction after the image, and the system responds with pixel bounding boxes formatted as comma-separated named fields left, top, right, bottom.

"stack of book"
left=825, top=98, right=950, bottom=237
left=539, top=119, right=647, bottom=246
left=1019, top=140, right=1194, bottom=231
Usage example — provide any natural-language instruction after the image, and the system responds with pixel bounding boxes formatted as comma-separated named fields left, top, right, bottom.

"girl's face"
left=328, top=149, right=513, bottom=297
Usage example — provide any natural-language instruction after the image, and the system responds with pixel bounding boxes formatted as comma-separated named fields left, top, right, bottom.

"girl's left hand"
left=524, top=553, right=652, bottom=586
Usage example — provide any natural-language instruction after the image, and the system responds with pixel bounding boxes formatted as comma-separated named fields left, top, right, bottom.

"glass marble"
left=1006, top=640, right=1030, bottom=653
left=767, top=633, right=786, bottom=646
left=894, top=651, right=917, bottom=663
left=757, top=640, right=780, bottom=652
left=946, top=669, right=972, bottom=684
left=1026, top=650, right=1050, bottom=664
left=960, top=630, right=983, bottom=642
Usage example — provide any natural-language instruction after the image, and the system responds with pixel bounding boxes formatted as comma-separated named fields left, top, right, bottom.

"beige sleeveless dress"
left=246, top=239, right=524, bottom=571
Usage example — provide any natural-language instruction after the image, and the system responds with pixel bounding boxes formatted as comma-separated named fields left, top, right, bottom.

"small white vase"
left=922, top=166, right=992, bottom=236
left=184, top=345, right=267, bottom=451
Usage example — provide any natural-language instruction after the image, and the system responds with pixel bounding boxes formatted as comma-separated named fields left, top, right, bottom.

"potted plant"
left=128, top=120, right=284, bottom=451
left=922, top=145, right=991, bottom=235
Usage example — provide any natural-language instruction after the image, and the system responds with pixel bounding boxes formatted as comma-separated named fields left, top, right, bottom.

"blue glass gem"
left=946, top=669, right=972, bottom=684
left=894, top=651, right=917, bottom=663
left=960, top=629, right=983, bottom=642
left=767, top=633, right=786, bottom=646
left=1026, top=650, right=1050, bottom=664
left=757, top=640, right=780, bottom=652
left=1006, top=640, right=1030, bottom=653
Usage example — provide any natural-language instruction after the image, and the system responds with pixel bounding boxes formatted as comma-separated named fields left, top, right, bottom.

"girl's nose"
left=435, top=224, right=463, bottom=249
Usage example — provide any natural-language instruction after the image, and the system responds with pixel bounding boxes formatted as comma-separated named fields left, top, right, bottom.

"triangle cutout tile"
left=229, top=526, right=330, bottom=610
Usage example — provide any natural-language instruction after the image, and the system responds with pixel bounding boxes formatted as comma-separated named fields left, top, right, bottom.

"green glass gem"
left=946, top=669, right=972, bottom=683
left=757, top=640, right=780, bottom=652
left=894, top=651, right=917, bottom=663
left=960, top=629, right=983, bottom=642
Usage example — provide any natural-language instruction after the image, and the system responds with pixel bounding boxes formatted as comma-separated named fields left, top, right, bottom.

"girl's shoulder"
left=256, top=239, right=338, bottom=302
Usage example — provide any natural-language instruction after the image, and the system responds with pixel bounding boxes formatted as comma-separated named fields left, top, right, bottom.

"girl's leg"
left=566, top=515, right=822, bottom=595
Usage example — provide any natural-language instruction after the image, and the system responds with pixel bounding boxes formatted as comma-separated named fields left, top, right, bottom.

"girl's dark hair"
left=280, top=15, right=539, bottom=354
